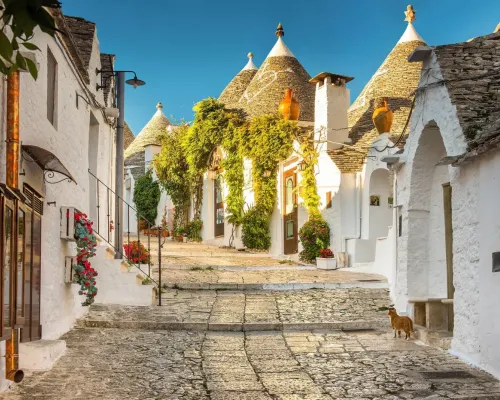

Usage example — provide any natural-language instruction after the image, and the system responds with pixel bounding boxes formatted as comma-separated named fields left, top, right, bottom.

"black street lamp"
left=96, top=69, right=146, bottom=258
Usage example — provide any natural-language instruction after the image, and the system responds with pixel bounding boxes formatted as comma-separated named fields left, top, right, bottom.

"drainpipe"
left=5, top=71, right=24, bottom=383
left=342, top=172, right=362, bottom=258
left=6, top=71, right=20, bottom=188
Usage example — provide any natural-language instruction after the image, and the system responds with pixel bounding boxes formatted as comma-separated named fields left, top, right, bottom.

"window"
left=47, top=49, right=57, bottom=126
left=370, top=195, right=380, bottom=206
left=326, top=192, right=332, bottom=209
left=398, top=214, right=403, bottom=237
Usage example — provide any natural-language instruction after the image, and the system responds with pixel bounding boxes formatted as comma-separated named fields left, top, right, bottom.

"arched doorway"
left=368, top=168, right=393, bottom=245
left=406, top=121, right=454, bottom=328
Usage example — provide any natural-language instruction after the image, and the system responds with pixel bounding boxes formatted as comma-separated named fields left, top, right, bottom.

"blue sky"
left=63, top=0, right=500, bottom=135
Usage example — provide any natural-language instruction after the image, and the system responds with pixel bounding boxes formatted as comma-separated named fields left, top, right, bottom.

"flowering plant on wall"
left=123, top=241, right=151, bottom=265
left=72, top=211, right=98, bottom=306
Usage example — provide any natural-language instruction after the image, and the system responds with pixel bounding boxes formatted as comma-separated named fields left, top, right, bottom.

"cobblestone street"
left=3, top=328, right=500, bottom=400
left=4, top=242, right=500, bottom=399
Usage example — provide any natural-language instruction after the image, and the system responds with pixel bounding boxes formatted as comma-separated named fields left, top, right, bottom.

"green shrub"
left=133, top=173, right=161, bottom=224
left=298, top=217, right=330, bottom=263
left=187, top=219, right=203, bottom=242
left=241, top=207, right=271, bottom=250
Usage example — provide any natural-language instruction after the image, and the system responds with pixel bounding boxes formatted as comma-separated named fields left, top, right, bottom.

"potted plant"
left=175, top=225, right=185, bottom=242
left=316, top=248, right=337, bottom=270
left=182, top=232, right=188, bottom=243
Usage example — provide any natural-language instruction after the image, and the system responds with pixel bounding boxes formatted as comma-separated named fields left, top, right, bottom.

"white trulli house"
left=196, top=10, right=425, bottom=268
left=384, top=27, right=500, bottom=379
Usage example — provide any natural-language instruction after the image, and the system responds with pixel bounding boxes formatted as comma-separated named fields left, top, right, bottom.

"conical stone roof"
left=329, top=7, right=426, bottom=173
left=238, top=24, right=315, bottom=121
left=123, top=121, right=135, bottom=150
left=219, top=53, right=258, bottom=109
left=125, top=102, right=171, bottom=160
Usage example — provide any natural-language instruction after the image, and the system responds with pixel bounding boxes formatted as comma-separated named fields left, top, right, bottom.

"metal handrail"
left=88, top=169, right=163, bottom=305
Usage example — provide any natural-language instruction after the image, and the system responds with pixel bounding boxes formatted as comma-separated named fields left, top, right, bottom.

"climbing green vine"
left=240, top=115, right=300, bottom=249
left=298, top=129, right=321, bottom=218
left=183, top=98, right=226, bottom=219
left=153, top=97, right=326, bottom=252
left=153, top=124, right=191, bottom=229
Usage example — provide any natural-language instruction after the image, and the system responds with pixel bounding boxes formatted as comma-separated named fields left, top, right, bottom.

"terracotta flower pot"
left=372, top=97, right=394, bottom=134
left=278, top=88, right=300, bottom=121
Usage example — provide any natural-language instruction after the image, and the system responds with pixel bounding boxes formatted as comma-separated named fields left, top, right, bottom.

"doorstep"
left=19, top=340, right=66, bottom=372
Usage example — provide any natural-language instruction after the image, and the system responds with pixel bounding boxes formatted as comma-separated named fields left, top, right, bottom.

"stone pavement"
left=157, top=269, right=387, bottom=290
left=3, top=328, right=500, bottom=400
left=81, top=288, right=391, bottom=331
left=4, top=242, right=499, bottom=399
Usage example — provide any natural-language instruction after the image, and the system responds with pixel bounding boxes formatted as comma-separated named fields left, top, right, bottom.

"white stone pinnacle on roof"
left=242, top=52, right=257, bottom=71
left=154, top=102, right=165, bottom=117
left=397, top=22, right=425, bottom=44
left=267, top=36, right=295, bottom=58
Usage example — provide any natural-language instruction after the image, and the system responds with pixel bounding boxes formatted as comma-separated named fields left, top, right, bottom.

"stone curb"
left=163, top=282, right=389, bottom=291
left=161, top=265, right=316, bottom=271
left=162, top=251, right=273, bottom=258
left=82, top=319, right=384, bottom=332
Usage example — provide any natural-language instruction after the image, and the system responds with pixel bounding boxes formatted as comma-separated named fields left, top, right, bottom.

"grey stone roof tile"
left=435, top=31, right=500, bottom=162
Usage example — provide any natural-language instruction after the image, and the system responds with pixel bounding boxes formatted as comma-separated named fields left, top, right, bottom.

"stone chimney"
left=311, top=72, right=353, bottom=151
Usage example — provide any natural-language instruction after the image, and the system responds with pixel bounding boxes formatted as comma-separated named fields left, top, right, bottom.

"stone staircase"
left=91, top=239, right=156, bottom=306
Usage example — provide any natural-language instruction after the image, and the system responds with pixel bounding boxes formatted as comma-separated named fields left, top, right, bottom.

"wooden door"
left=443, top=183, right=454, bottom=332
left=214, top=174, right=224, bottom=237
left=283, top=170, right=298, bottom=254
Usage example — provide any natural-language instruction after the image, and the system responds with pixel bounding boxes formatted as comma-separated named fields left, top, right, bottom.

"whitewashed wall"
left=395, top=51, right=500, bottom=378
left=0, top=26, right=115, bottom=346
left=317, top=152, right=342, bottom=253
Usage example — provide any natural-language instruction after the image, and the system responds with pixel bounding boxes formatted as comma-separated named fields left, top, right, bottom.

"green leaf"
left=0, top=58, right=9, bottom=75
left=12, top=9, right=36, bottom=38
left=22, top=42, right=39, bottom=51
left=0, top=31, right=14, bottom=61
left=31, top=7, right=57, bottom=36
left=15, top=52, right=27, bottom=70
left=25, top=57, right=38, bottom=80
left=12, top=38, right=19, bottom=50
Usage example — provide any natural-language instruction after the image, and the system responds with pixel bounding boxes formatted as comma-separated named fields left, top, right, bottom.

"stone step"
left=163, top=281, right=389, bottom=291
left=161, top=251, right=273, bottom=258
left=80, top=319, right=383, bottom=332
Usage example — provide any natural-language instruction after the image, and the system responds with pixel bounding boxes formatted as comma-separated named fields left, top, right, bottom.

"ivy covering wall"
left=153, top=97, right=328, bottom=251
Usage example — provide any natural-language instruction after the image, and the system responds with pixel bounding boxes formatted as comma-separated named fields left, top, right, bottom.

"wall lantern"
left=263, top=170, right=272, bottom=178
left=297, top=162, right=307, bottom=172
left=125, top=74, right=146, bottom=89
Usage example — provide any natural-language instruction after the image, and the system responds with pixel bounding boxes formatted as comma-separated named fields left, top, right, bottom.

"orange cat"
left=388, top=308, right=414, bottom=340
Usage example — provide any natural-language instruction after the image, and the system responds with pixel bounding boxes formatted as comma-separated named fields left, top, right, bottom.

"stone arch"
left=406, top=121, right=450, bottom=298
left=367, top=168, right=393, bottom=241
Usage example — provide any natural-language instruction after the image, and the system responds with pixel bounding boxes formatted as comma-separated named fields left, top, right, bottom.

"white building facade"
left=386, top=30, right=500, bottom=379
left=0, top=10, right=117, bottom=391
